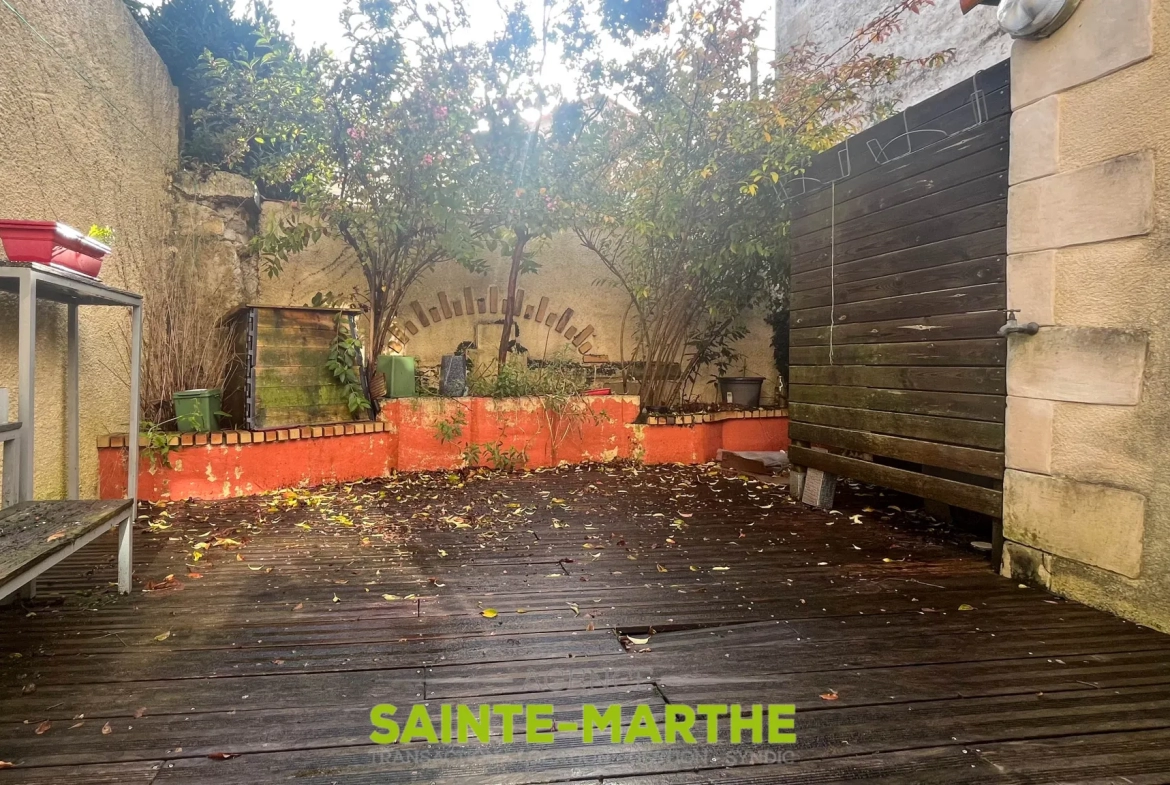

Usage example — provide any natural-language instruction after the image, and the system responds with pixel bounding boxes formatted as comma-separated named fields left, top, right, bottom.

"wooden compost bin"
left=223, top=306, right=362, bottom=430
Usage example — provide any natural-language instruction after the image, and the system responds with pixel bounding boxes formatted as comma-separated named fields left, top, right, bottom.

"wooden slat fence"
left=786, top=60, right=1011, bottom=518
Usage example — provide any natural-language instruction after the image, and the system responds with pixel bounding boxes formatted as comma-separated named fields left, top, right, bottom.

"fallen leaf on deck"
left=567, top=602, right=580, bottom=616
left=332, top=594, right=340, bottom=603
left=481, top=608, right=498, bottom=618
left=0, top=762, right=14, bottom=769
left=21, top=683, right=35, bottom=695
left=625, top=635, right=650, bottom=646
left=134, top=707, right=147, bottom=719
left=34, top=721, right=50, bottom=735
left=101, top=722, right=112, bottom=735
left=69, top=721, right=84, bottom=729
left=958, top=604, right=976, bottom=611
left=712, top=566, right=730, bottom=571
left=850, top=515, right=864, bottom=524
left=187, top=572, right=203, bottom=579
left=382, top=594, right=401, bottom=601
left=819, top=692, right=840, bottom=701
left=293, top=603, right=303, bottom=611
left=46, top=531, right=66, bottom=542
left=656, top=564, right=668, bottom=573
left=153, top=631, right=171, bottom=642
left=207, top=752, right=238, bottom=760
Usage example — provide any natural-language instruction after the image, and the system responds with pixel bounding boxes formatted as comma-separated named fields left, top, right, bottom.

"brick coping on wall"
left=644, top=407, right=789, bottom=426
left=99, top=405, right=790, bottom=447
left=99, top=421, right=387, bottom=449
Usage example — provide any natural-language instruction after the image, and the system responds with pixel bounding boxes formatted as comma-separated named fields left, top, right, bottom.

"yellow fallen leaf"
left=656, top=564, right=668, bottom=573
left=712, top=566, right=730, bottom=571
left=958, top=604, right=976, bottom=611
left=481, top=608, right=498, bottom=618
left=382, top=594, right=401, bottom=601
left=153, top=631, right=170, bottom=642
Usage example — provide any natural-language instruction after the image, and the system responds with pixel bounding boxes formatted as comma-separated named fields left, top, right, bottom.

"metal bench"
left=0, top=262, right=142, bottom=602
left=0, top=499, right=133, bottom=600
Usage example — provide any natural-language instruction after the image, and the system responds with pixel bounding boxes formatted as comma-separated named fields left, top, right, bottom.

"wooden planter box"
left=222, top=306, right=363, bottom=430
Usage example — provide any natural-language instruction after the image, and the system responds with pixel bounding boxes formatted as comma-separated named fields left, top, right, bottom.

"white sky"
left=226, top=0, right=777, bottom=93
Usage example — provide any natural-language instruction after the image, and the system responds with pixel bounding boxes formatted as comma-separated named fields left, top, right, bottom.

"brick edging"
left=644, top=408, right=789, bottom=426
left=98, top=421, right=387, bottom=449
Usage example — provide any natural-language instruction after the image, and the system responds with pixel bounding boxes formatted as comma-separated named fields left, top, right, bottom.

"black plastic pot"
left=716, top=377, right=764, bottom=408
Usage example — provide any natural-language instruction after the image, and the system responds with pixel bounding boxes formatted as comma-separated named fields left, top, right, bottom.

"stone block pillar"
left=1002, top=0, right=1170, bottom=632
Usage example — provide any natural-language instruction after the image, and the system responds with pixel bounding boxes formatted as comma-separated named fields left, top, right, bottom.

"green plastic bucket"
left=173, top=388, right=222, bottom=433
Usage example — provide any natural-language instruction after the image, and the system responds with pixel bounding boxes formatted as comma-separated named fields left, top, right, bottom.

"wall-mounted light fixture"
left=996, top=0, right=1082, bottom=39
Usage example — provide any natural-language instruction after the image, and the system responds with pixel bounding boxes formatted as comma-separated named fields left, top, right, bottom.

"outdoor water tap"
left=998, top=310, right=1040, bottom=337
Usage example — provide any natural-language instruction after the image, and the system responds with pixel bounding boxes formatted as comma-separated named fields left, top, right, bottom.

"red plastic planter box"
left=0, top=219, right=110, bottom=277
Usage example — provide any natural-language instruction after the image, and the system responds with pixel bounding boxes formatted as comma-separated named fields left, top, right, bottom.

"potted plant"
left=0, top=220, right=110, bottom=277
left=716, top=359, right=764, bottom=408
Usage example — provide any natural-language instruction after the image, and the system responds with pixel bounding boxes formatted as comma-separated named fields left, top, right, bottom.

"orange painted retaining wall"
left=99, top=396, right=788, bottom=501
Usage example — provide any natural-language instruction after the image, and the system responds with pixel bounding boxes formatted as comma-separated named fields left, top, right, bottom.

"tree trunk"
left=497, top=230, right=529, bottom=370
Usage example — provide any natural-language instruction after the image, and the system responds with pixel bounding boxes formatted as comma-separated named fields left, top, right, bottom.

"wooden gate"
left=786, top=61, right=1010, bottom=518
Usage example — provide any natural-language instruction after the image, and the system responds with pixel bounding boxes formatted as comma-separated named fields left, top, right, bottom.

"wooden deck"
left=2, top=464, right=1169, bottom=783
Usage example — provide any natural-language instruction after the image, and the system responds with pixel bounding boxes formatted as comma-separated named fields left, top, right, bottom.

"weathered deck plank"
left=1, top=464, right=1167, bottom=783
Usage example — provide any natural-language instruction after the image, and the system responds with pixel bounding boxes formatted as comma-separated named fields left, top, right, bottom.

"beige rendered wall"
left=0, top=0, right=180, bottom=498
left=1002, top=0, right=1170, bottom=631
left=256, top=207, right=782, bottom=404
left=775, top=0, right=1011, bottom=115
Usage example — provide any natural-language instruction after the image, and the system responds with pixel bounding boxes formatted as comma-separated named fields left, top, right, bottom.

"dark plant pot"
left=717, top=377, right=764, bottom=408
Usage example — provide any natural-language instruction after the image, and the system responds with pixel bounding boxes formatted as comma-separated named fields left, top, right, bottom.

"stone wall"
left=0, top=0, right=180, bottom=498
left=775, top=0, right=1011, bottom=116
left=1001, top=0, right=1170, bottom=632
